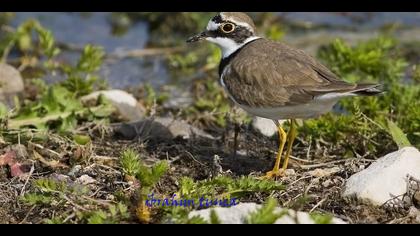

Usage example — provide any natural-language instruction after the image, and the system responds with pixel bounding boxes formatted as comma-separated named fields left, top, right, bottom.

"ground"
left=0, top=118, right=417, bottom=224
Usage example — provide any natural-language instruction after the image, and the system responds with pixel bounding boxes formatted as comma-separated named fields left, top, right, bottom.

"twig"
left=299, top=159, right=347, bottom=170
left=81, top=196, right=112, bottom=207
left=29, top=142, right=61, bottom=158
left=94, top=163, right=121, bottom=175
left=20, top=164, right=35, bottom=196
left=18, top=205, right=36, bottom=224
left=184, top=151, right=206, bottom=166
left=288, top=175, right=313, bottom=187
left=61, top=194, right=88, bottom=211
left=289, top=155, right=315, bottom=163
left=309, top=197, right=327, bottom=213
left=62, top=213, right=76, bottom=223
left=306, top=136, right=312, bottom=159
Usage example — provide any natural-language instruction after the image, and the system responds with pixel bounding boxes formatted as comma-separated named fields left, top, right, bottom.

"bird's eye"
left=220, top=23, right=235, bottom=33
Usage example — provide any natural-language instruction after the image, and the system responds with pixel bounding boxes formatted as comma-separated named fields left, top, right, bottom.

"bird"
left=186, top=12, right=383, bottom=179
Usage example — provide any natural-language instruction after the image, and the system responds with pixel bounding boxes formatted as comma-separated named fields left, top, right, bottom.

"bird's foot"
left=259, top=169, right=285, bottom=180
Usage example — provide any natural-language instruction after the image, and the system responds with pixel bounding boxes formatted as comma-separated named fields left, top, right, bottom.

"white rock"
left=0, top=63, right=24, bottom=107
left=252, top=117, right=280, bottom=137
left=188, top=203, right=346, bottom=224
left=81, top=90, right=145, bottom=121
left=343, top=147, right=420, bottom=206
left=284, top=169, right=296, bottom=176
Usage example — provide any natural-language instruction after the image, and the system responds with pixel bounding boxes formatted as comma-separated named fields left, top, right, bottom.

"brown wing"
left=223, top=39, right=357, bottom=107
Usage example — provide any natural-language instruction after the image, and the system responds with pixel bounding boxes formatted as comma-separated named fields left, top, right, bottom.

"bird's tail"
left=352, top=83, right=384, bottom=96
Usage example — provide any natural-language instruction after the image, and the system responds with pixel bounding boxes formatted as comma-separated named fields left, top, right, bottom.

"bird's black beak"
left=186, top=31, right=208, bottom=43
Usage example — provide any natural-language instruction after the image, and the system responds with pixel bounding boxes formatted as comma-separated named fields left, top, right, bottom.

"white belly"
left=238, top=100, right=334, bottom=120
left=234, top=93, right=354, bottom=120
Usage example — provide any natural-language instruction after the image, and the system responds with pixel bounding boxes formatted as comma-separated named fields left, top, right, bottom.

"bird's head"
left=187, top=12, right=260, bottom=58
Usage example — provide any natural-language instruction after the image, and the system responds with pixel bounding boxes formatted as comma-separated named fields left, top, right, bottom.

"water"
left=11, top=12, right=420, bottom=89
left=11, top=12, right=169, bottom=89
left=281, top=12, right=420, bottom=29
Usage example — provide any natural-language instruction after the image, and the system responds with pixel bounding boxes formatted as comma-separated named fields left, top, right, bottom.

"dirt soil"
left=0, top=120, right=418, bottom=224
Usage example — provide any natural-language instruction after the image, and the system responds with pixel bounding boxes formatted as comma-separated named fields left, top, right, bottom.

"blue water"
left=11, top=12, right=168, bottom=89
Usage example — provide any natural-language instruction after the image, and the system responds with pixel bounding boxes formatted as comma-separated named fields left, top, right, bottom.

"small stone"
left=322, top=179, right=334, bottom=188
left=284, top=169, right=296, bottom=176
left=68, top=165, right=82, bottom=177
left=235, top=150, right=247, bottom=156
left=76, top=174, right=96, bottom=185
left=0, top=63, right=24, bottom=108
left=51, top=173, right=71, bottom=182
left=343, top=147, right=420, bottom=206
left=81, top=90, right=145, bottom=121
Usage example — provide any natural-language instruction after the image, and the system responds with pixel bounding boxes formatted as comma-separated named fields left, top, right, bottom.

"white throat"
left=207, top=36, right=261, bottom=58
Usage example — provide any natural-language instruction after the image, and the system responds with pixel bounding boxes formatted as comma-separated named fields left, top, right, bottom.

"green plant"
left=120, top=148, right=168, bottom=190
left=4, top=83, right=114, bottom=134
left=77, top=203, right=129, bottom=224
left=120, top=149, right=142, bottom=178
left=310, top=212, right=333, bottom=224
left=22, top=178, right=130, bottom=224
left=318, top=37, right=407, bottom=83
left=21, top=178, right=88, bottom=206
left=0, top=21, right=114, bottom=135
left=165, top=176, right=283, bottom=224
left=61, top=44, right=105, bottom=97
left=386, top=119, right=411, bottom=148
left=305, top=35, right=420, bottom=151
left=1, top=19, right=60, bottom=64
left=179, top=175, right=284, bottom=200
left=119, top=148, right=169, bottom=223
left=142, top=83, right=169, bottom=114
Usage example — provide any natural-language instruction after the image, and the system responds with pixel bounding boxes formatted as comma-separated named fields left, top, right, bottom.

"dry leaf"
left=33, top=150, right=68, bottom=169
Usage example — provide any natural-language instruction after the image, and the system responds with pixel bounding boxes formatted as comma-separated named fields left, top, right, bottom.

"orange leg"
left=262, top=120, right=287, bottom=179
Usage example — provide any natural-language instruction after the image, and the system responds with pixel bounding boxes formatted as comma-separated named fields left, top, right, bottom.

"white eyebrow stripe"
left=222, top=17, right=254, bottom=33
left=206, top=20, right=220, bottom=31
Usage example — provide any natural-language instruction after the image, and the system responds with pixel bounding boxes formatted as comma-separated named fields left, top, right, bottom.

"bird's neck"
left=208, top=36, right=261, bottom=59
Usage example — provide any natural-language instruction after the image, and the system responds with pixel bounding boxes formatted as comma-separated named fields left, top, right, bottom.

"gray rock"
left=68, top=165, right=82, bottom=177
left=343, top=147, right=420, bottom=206
left=113, top=117, right=215, bottom=141
left=81, top=90, right=145, bottom=121
left=188, top=203, right=346, bottom=224
left=0, top=63, right=24, bottom=108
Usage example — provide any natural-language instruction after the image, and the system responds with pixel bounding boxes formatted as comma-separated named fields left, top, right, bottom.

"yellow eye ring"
left=220, top=23, right=235, bottom=33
